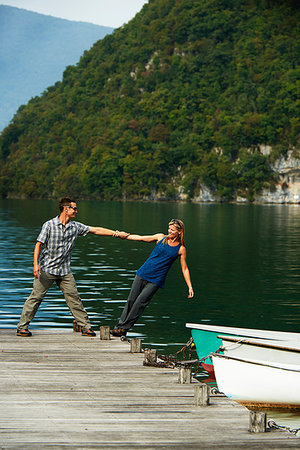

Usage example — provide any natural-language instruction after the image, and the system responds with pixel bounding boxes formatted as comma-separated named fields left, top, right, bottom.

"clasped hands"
left=114, top=230, right=130, bottom=239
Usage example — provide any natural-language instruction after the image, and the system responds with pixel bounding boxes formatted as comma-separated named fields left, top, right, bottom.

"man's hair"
left=59, top=197, right=76, bottom=212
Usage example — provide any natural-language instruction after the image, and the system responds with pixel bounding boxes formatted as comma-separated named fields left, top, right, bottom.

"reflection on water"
left=1, top=199, right=300, bottom=428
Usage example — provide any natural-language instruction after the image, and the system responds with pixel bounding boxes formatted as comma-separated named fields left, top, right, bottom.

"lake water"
left=1, top=199, right=300, bottom=431
left=1, top=199, right=299, bottom=341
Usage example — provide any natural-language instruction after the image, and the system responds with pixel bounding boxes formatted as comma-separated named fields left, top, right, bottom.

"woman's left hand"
left=188, top=287, right=194, bottom=298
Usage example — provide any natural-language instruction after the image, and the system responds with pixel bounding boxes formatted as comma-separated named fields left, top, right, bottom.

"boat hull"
left=201, top=361, right=215, bottom=375
left=212, top=353, right=300, bottom=411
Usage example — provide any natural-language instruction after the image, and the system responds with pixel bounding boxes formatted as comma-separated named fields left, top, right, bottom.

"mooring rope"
left=145, top=337, right=214, bottom=376
left=268, top=420, right=300, bottom=436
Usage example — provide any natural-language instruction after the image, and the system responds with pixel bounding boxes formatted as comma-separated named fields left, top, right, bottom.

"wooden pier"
left=0, top=329, right=299, bottom=449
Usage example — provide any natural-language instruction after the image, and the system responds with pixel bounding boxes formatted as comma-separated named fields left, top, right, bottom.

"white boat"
left=212, top=353, right=300, bottom=410
left=186, top=323, right=300, bottom=374
left=219, top=335, right=300, bottom=366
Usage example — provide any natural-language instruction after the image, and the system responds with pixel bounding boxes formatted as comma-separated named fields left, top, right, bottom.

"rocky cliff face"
left=184, top=147, right=300, bottom=204
left=256, top=150, right=300, bottom=204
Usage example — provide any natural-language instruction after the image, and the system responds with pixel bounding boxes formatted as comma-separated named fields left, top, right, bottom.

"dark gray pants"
left=116, top=275, right=159, bottom=330
left=17, top=271, right=91, bottom=331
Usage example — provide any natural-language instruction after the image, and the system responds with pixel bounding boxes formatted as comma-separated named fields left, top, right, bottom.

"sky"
left=0, top=0, right=148, bottom=27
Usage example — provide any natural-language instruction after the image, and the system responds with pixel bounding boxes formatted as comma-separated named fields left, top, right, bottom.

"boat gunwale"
left=186, top=323, right=300, bottom=341
left=218, top=335, right=300, bottom=353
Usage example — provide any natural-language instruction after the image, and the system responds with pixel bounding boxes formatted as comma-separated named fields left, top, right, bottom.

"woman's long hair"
left=163, top=219, right=185, bottom=246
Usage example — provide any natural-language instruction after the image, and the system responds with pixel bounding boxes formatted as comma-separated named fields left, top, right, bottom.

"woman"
left=110, top=219, right=194, bottom=337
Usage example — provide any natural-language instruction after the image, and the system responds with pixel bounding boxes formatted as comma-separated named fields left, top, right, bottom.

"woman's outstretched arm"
left=179, top=246, right=194, bottom=298
left=126, top=233, right=165, bottom=243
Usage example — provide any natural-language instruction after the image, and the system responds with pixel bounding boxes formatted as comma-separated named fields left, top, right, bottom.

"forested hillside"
left=0, top=0, right=299, bottom=201
left=0, top=5, right=113, bottom=130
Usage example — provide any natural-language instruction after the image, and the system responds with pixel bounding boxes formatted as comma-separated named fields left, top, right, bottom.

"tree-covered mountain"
left=0, top=5, right=113, bottom=130
left=0, top=0, right=299, bottom=201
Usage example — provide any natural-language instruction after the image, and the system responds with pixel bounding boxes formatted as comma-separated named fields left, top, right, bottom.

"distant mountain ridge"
left=0, top=5, right=113, bottom=130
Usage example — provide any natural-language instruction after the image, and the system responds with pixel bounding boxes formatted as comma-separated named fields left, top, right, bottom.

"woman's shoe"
left=110, top=328, right=127, bottom=337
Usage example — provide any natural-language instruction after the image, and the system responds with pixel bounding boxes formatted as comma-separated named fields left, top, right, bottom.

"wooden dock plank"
left=0, top=329, right=299, bottom=449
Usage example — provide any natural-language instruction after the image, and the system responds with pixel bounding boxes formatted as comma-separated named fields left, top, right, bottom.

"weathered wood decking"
left=0, top=329, right=299, bottom=449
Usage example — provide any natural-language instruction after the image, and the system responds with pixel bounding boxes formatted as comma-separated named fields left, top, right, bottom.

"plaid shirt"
left=37, top=216, right=90, bottom=276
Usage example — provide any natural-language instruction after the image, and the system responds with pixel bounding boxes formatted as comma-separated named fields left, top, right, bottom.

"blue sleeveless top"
left=136, top=238, right=181, bottom=288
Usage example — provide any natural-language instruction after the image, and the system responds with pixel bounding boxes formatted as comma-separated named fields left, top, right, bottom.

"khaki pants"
left=17, top=271, right=91, bottom=331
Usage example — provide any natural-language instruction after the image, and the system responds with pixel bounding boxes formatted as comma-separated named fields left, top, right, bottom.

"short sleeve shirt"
left=37, top=216, right=90, bottom=276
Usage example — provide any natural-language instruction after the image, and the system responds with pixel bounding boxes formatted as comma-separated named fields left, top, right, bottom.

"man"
left=17, top=197, right=128, bottom=337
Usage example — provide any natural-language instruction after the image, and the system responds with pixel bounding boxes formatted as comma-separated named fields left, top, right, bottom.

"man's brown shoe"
left=82, top=328, right=96, bottom=337
left=17, top=329, right=32, bottom=337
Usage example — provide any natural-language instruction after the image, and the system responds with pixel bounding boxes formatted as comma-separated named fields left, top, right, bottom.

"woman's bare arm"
left=126, top=233, right=165, bottom=243
left=179, top=246, right=194, bottom=298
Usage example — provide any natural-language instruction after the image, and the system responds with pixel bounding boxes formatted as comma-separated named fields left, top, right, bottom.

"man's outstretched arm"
left=89, top=227, right=129, bottom=239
